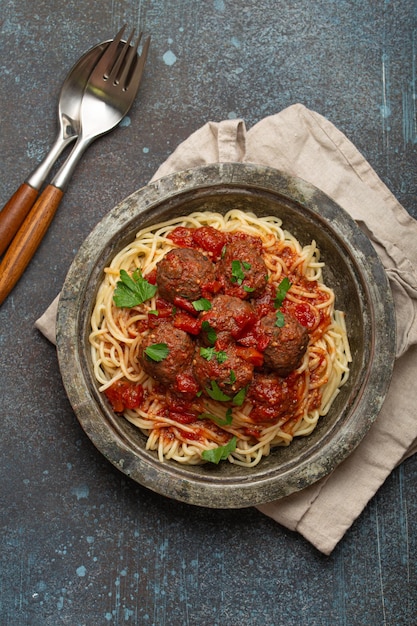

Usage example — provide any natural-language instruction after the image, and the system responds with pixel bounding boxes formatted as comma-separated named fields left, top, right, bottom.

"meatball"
left=156, top=247, right=215, bottom=303
left=248, top=371, right=298, bottom=422
left=217, top=237, right=268, bottom=299
left=193, top=342, right=254, bottom=396
left=138, top=320, right=194, bottom=386
left=199, top=294, right=257, bottom=346
left=260, top=312, right=309, bottom=376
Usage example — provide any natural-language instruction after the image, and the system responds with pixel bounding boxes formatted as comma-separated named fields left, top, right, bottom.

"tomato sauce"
left=168, top=225, right=227, bottom=261
left=248, top=371, right=302, bottom=424
left=108, top=225, right=335, bottom=442
left=167, top=226, right=194, bottom=248
left=174, top=372, right=200, bottom=396
left=168, top=412, right=198, bottom=425
left=191, top=226, right=227, bottom=260
left=104, top=380, right=144, bottom=413
left=173, top=311, right=201, bottom=335
left=179, top=428, right=204, bottom=442
left=293, top=303, right=317, bottom=329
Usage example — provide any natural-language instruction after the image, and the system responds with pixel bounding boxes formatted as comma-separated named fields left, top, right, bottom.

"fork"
left=0, top=26, right=150, bottom=305
left=0, top=40, right=110, bottom=257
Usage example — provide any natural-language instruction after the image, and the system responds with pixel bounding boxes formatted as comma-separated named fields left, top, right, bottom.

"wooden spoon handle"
left=0, top=183, right=39, bottom=256
left=0, top=184, right=64, bottom=305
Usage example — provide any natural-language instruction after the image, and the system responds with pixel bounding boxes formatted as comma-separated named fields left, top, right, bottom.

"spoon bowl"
left=27, top=40, right=111, bottom=190
left=0, top=26, right=150, bottom=306
left=0, top=39, right=110, bottom=256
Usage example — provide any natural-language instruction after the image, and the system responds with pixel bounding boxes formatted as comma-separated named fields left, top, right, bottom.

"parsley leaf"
left=144, top=343, right=169, bottom=362
left=198, top=408, right=233, bottom=427
left=192, top=298, right=212, bottom=312
left=216, top=351, right=228, bottom=364
left=223, top=370, right=239, bottom=387
left=205, top=380, right=231, bottom=402
left=275, top=310, right=285, bottom=327
left=200, top=347, right=216, bottom=361
left=274, top=277, right=292, bottom=308
left=232, top=386, right=247, bottom=406
left=231, top=260, right=247, bottom=285
left=201, top=321, right=217, bottom=345
left=200, top=348, right=227, bottom=365
left=200, top=347, right=228, bottom=364
left=201, top=436, right=237, bottom=464
left=113, top=269, right=157, bottom=308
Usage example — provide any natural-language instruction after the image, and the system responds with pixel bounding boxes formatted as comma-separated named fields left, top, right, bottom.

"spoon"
left=0, top=26, right=149, bottom=306
left=0, top=39, right=110, bottom=256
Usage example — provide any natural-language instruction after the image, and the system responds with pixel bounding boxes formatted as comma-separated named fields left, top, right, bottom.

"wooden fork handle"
left=0, top=184, right=64, bottom=305
left=0, top=183, right=39, bottom=257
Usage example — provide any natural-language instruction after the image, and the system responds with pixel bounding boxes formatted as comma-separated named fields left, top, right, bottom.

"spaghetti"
left=89, top=209, right=351, bottom=467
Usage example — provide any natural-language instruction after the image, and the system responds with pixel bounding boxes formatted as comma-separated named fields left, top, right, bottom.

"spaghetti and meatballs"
left=89, top=210, right=351, bottom=467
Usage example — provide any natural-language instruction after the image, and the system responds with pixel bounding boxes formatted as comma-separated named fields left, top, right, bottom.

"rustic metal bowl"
left=56, top=163, right=396, bottom=508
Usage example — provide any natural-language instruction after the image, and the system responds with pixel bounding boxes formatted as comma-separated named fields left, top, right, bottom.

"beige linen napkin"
left=36, top=104, right=417, bottom=554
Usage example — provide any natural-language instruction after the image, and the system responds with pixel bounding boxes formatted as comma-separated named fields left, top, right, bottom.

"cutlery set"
left=0, top=25, right=150, bottom=305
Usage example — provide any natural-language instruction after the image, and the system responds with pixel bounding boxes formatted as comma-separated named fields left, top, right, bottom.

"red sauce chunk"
left=248, top=372, right=302, bottom=424
left=167, top=226, right=194, bottom=248
left=174, top=372, right=200, bottom=395
left=168, top=225, right=227, bottom=261
left=173, top=311, right=202, bottom=335
left=169, top=412, right=197, bottom=425
left=104, top=380, right=144, bottom=413
left=293, top=303, right=317, bottom=329
left=191, top=226, right=227, bottom=260
left=148, top=298, right=174, bottom=328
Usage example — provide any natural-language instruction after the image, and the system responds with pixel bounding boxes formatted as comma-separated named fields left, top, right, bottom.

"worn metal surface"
left=1, top=1, right=416, bottom=624
left=56, top=163, right=395, bottom=507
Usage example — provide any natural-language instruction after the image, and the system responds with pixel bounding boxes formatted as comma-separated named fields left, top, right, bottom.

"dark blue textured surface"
left=1, top=1, right=416, bottom=624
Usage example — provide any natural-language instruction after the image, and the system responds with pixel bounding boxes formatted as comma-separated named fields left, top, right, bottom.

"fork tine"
left=118, top=32, right=143, bottom=87
left=93, top=24, right=128, bottom=79
left=121, top=34, right=150, bottom=92
left=107, top=29, right=135, bottom=84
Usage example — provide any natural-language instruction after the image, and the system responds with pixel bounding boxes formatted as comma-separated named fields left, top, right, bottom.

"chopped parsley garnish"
left=275, top=310, right=285, bottom=327
left=205, top=379, right=247, bottom=406
left=216, top=351, right=228, bottom=364
left=274, top=277, right=291, bottom=327
left=192, top=298, right=212, bottom=312
left=198, top=408, right=233, bottom=427
left=231, top=259, right=251, bottom=285
left=274, top=277, right=292, bottom=308
left=232, top=386, right=247, bottom=406
left=205, top=380, right=231, bottom=402
left=200, top=346, right=215, bottom=360
left=200, top=347, right=228, bottom=364
left=201, top=321, right=217, bottom=345
left=113, top=269, right=157, bottom=308
left=201, top=436, right=237, bottom=464
left=144, top=343, right=169, bottom=362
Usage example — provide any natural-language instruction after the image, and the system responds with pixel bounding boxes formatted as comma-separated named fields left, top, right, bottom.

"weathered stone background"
left=1, top=1, right=416, bottom=624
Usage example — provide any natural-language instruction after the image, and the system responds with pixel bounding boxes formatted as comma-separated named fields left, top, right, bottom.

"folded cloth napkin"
left=36, top=104, right=417, bottom=555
